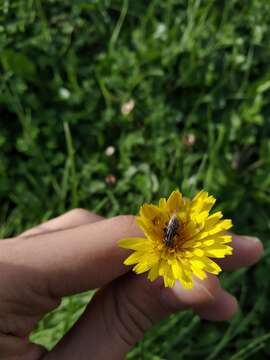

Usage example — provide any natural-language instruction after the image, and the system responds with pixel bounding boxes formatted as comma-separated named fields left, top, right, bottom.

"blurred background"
left=1, top=0, right=270, bottom=358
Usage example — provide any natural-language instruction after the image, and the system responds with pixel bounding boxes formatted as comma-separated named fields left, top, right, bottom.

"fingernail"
left=240, top=235, right=264, bottom=253
left=241, top=235, right=261, bottom=244
left=197, top=290, right=239, bottom=321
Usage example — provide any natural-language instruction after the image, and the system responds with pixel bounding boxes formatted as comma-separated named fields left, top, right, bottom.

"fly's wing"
left=164, top=215, right=180, bottom=246
left=164, top=225, right=175, bottom=246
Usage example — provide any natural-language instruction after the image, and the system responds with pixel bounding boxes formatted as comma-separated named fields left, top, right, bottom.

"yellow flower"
left=118, top=190, right=233, bottom=289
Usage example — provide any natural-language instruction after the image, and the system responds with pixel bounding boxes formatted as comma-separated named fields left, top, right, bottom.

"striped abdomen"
left=164, top=214, right=180, bottom=247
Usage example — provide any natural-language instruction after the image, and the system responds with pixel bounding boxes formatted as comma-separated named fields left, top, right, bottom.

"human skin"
left=0, top=209, right=263, bottom=359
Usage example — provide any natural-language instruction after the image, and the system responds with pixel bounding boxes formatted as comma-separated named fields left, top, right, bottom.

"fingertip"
left=239, top=236, right=264, bottom=265
left=233, top=235, right=264, bottom=266
left=195, top=289, right=239, bottom=321
left=160, top=275, right=238, bottom=322
left=217, top=234, right=264, bottom=270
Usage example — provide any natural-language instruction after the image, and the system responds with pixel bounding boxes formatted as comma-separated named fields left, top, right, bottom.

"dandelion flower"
left=118, top=190, right=233, bottom=288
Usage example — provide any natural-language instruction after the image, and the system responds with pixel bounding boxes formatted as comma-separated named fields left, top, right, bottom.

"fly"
left=164, top=213, right=180, bottom=247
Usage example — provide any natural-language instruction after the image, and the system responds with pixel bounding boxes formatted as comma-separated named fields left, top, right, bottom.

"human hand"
left=0, top=209, right=263, bottom=359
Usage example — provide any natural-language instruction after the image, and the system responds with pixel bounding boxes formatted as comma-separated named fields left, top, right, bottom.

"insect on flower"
left=163, top=213, right=180, bottom=247
left=118, top=189, right=233, bottom=289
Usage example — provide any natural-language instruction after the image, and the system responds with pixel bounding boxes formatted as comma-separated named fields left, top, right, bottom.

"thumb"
left=45, top=273, right=237, bottom=360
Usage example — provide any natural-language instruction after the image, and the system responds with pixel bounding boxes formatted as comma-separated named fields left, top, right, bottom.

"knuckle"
left=117, top=214, right=136, bottom=226
left=116, top=215, right=141, bottom=236
left=69, top=208, right=92, bottom=221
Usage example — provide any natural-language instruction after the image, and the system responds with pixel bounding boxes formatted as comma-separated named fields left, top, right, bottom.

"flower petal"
left=148, top=262, right=160, bottom=281
left=164, top=276, right=176, bottom=288
left=201, top=257, right=222, bottom=274
left=207, top=219, right=233, bottom=235
left=124, top=251, right=145, bottom=265
left=204, top=245, right=233, bottom=258
left=171, top=258, right=183, bottom=279
left=133, top=253, right=159, bottom=273
left=166, top=190, right=182, bottom=213
left=140, top=204, right=161, bottom=220
left=119, top=188, right=233, bottom=290
left=118, top=237, right=152, bottom=251
left=158, top=258, right=169, bottom=276
left=191, top=190, right=216, bottom=216
left=159, top=197, right=167, bottom=210
left=191, top=264, right=207, bottom=280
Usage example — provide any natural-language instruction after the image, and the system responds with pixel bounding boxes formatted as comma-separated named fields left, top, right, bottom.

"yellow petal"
left=191, top=264, right=207, bottom=280
left=193, top=248, right=204, bottom=257
left=140, top=204, right=161, bottom=220
left=166, top=190, right=183, bottom=213
left=159, top=258, right=169, bottom=276
left=204, top=211, right=223, bottom=229
left=177, top=258, right=194, bottom=288
left=118, top=237, right=152, bottom=251
left=191, top=190, right=216, bottom=215
left=204, top=245, right=233, bottom=258
left=207, top=219, right=233, bottom=235
left=190, top=258, right=207, bottom=269
left=178, top=198, right=191, bottom=222
left=135, top=217, right=157, bottom=239
left=192, top=190, right=207, bottom=202
left=158, top=260, right=177, bottom=288
left=202, top=257, right=222, bottom=274
left=192, top=219, right=232, bottom=243
left=124, top=251, right=145, bottom=265
left=133, top=253, right=159, bottom=273
left=159, top=197, right=167, bottom=210
left=199, top=234, right=232, bottom=245
left=201, top=239, right=215, bottom=247
left=216, top=234, right=233, bottom=244
left=182, top=239, right=200, bottom=249
left=164, top=276, right=176, bottom=288
left=171, top=258, right=183, bottom=279
left=173, top=263, right=194, bottom=288
left=148, top=262, right=160, bottom=281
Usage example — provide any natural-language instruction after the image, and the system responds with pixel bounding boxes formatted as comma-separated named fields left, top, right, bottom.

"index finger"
left=6, top=215, right=142, bottom=297
left=215, top=234, right=263, bottom=270
left=5, top=217, right=262, bottom=298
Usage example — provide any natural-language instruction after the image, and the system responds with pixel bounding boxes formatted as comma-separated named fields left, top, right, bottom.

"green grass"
left=1, top=0, right=270, bottom=358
